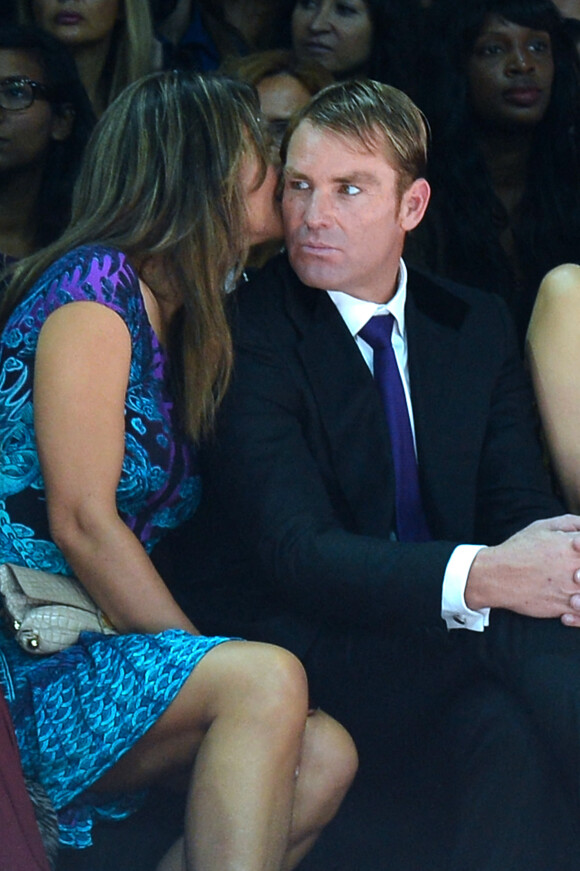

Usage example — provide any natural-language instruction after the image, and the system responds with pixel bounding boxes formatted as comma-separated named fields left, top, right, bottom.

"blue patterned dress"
left=0, top=245, right=233, bottom=848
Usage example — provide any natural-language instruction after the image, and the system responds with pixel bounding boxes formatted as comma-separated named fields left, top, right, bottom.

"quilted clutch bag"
left=0, top=563, right=117, bottom=655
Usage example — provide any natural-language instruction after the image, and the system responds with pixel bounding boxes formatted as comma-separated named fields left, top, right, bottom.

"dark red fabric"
left=0, top=686, right=51, bottom=871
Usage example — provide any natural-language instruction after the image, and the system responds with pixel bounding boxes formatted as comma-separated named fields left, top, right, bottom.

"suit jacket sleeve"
left=204, top=266, right=451, bottom=632
left=203, top=261, right=561, bottom=632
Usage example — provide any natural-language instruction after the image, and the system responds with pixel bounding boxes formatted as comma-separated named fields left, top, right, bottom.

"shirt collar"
left=327, top=259, right=408, bottom=340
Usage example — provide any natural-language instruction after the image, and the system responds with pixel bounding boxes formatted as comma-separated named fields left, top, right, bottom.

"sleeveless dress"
left=0, top=245, right=233, bottom=849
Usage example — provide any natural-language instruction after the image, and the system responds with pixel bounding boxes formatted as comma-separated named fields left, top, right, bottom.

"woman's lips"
left=55, top=12, right=84, bottom=25
left=503, top=86, right=543, bottom=106
left=302, top=41, right=334, bottom=56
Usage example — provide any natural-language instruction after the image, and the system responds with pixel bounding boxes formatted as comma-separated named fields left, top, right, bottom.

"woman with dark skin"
left=408, top=0, right=580, bottom=346
left=0, top=25, right=94, bottom=272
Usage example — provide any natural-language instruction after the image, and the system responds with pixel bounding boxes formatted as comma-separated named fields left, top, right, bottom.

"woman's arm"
left=33, top=300, right=199, bottom=635
left=527, top=263, right=580, bottom=513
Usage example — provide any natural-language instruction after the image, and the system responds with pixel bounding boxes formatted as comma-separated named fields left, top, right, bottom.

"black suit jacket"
left=171, top=254, right=561, bottom=658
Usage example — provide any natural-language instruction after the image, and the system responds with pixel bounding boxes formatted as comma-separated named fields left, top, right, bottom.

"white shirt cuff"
left=441, top=544, right=490, bottom=631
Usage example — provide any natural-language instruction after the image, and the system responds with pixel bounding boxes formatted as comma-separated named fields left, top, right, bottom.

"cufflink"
left=453, top=614, right=466, bottom=625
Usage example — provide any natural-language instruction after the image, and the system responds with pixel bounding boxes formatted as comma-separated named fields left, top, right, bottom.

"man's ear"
left=51, top=105, right=75, bottom=143
left=399, top=177, right=430, bottom=232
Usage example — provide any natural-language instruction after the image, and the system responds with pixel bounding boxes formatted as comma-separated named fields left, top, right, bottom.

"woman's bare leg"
left=155, top=710, right=356, bottom=871
left=94, top=641, right=355, bottom=871
left=176, top=643, right=308, bottom=871
left=282, top=709, right=357, bottom=870
left=160, top=710, right=358, bottom=871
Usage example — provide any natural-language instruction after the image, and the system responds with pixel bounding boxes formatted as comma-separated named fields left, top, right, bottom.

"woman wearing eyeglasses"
left=0, top=25, right=94, bottom=278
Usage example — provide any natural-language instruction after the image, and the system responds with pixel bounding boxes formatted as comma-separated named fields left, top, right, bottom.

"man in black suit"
left=171, top=79, right=580, bottom=868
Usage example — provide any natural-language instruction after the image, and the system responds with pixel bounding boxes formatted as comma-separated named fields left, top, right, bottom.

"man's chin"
left=289, top=255, right=340, bottom=291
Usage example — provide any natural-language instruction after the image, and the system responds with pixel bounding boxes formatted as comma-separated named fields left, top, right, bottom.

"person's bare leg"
left=282, top=708, right=358, bottom=870
left=155, top=698, right=357, bottom=871
left=94, top=640, right=353, bottom=871
left=154, top=699, right=357, bottom=871
left=178, top=644, right=308, bottom=870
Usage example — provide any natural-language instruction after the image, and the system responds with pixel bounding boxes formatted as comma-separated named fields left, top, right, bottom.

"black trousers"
left=303, top=616, right=580, bottom=871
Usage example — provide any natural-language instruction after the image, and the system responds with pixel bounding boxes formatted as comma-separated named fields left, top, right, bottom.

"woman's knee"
left=230, top=642, right=309, bottom=727
left=287, top=710, right=357, bottom=844
left=303, top=710, right=358, bottom=801
left=191, top=641, right=310, bottom=731
left=105, top=643, right=311, bottom=788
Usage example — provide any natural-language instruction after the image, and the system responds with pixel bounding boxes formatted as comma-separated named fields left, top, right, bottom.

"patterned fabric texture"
left=0, top=246, right=234, bottom=848
left=0, top=244, right=201, bottom=572
left=0, top=630, right=231, bottom=849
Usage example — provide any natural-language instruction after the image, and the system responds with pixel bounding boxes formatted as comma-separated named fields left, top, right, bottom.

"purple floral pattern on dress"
left=0, top=245, right=201, bottom=573
left=0, top=246, right=227, bottom=849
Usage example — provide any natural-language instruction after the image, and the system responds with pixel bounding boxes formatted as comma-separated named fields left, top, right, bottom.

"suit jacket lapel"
left=285, top=278, right=397, bottom=537
left=405, top=269, right=470, bottom=537
left=281, top=265, right=473, bottom=540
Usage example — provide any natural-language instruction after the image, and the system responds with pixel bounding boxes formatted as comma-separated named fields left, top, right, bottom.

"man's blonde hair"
left=282, top=79, right=429, bottom=200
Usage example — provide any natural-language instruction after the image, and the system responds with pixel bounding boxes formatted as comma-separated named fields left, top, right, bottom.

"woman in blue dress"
left=0, top=70, right=357, bottom=870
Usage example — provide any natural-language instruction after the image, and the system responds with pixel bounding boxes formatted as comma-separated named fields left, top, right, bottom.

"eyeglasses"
left=0, top=77, right=51, bottom=111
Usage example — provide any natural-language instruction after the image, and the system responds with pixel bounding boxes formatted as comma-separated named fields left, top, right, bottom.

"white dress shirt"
left=327, top=259, right=490, bottom=631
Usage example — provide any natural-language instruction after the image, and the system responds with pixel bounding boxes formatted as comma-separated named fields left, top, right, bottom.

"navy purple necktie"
left=359, top=314, right=431, bottom=542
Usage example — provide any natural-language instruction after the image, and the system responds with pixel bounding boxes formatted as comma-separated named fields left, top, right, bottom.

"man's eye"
left=341, top=184, right=361, bottom=195
left=287, top=179, right=310, bottom=191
